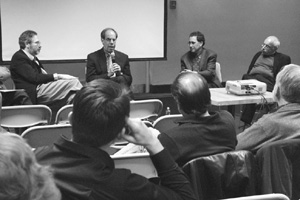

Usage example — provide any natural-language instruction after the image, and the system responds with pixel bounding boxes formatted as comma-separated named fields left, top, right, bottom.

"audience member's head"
left=71, top=79, right=131, bottom=147
left=188, top=31, right=205, bottom=53
left=171, top=71, right=211, bottom=117
left=101, top=28, right=118, bottom=54
left=261, top=36, right=280, bottom=56
left=0, top=133, right=61, bottom=200
left=273, top=64, right=300, bottom=105
left=19, top=30, right=41, bottom=56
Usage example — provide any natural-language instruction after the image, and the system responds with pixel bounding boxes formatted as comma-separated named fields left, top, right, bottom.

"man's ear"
left=68, top=111, right=73, bottom=125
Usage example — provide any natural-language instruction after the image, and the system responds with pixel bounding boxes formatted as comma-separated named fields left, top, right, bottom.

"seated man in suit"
left=181, top=31, right=221, bottom=88
left=36, top=79, right=196, bottom=200
left=10, top=30, right=82, bottom=105
left=237, top=64, right=300, bottom=153
left=86, top=27, right=132, bottom=88
left=240, top=36, right=291, bottom=125
left=158, top=71, right=237, bottom=166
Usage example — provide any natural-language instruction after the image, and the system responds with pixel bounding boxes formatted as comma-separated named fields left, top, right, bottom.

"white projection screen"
left=0, top=0, right=166, bottom=63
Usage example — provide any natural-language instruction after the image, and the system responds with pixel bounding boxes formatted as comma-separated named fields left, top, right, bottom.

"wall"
left=43, top=0, right=300, bottom=88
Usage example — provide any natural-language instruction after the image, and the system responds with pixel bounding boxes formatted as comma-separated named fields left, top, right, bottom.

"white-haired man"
left=237, top=64, right=300, bottom=153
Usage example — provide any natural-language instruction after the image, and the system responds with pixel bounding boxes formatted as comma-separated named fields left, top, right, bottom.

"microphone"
left=111, top=51, right=121, bottom=76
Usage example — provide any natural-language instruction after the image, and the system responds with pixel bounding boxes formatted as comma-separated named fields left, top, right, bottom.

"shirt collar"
left=22, top=49, right=35, bottom=61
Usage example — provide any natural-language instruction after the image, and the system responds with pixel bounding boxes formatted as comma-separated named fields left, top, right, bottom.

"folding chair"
left=130, top=99, right=163, bottom=121
left=21, top=124, right=72, bottom=148
left=1, top=105, right=52, bottom=130
left=153, top=114, right=182, bottom=133
left=54, top=104, right=73, bottom=124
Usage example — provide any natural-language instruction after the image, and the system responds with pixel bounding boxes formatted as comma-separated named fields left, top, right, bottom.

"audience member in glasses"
left=180, top=31, right=221, bottom=88
left=158, top=71, right=237, bottom=166
left=237, top=64, right=300, bottom=153
left=36, top=79, right=196, bottom=200
left=10, top=30, right=82, bottom=105
left=240, top=36, right=291, bottom=125
left=86, top=27, right=132, bottom=88
left=0, top=133, right=61, bottom=200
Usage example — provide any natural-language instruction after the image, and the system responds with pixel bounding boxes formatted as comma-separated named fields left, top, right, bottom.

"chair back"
left=54, top=104, right=73, bottom=124
left=1, top=105, right=52, bottom=128
left=182, top=150, right=256, bottom=200
left=215, top=62, right=222, bottom=83
left=221, top=193, right=290, bottom=200
left=153, top=114, right=182, bottom=133
left=21, top=124, right=72, bottom=148
left=256, top=139, right=300, bottom=200
left=130, top=99, right=163, bottom=120
left=111, top=152, right=157, bottom=178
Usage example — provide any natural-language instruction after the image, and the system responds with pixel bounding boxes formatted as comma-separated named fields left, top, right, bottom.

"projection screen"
left=0, top=0, right=166, bottom=63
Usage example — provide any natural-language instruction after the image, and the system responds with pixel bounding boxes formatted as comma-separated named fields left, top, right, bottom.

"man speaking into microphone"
left=86, top=28, right=132, bottom=87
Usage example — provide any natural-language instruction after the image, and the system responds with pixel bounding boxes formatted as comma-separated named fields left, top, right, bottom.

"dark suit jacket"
left=246, top=51, right=291, bottom=80
left=181, top=48, right=221, bottom=88
left=86, top=48, right=132, bottom=87
left=10, top=50, right=54, bottom=104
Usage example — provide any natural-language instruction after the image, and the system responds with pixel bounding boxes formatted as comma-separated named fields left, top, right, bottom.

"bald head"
left=171, top=72, right=211, bottom=116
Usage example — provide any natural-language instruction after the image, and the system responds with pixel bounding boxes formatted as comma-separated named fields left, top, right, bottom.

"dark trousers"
left=240, top=73, right=274, bottom=124
left=1, top=91, right=32, bottom=106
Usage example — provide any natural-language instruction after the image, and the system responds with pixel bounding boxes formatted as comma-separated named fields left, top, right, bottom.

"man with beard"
left=10, top=30, right=82, bottom=105
left=180, top=31, right=221, bottom=88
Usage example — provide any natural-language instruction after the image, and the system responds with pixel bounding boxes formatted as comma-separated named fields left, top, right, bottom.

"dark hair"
left=189, top=31, right=205, bottom=46
left=72, top=79, right=130, bottom=147
left=171, top=72, right=211, bottom=116
left=19, top=30, right=37, bottom=49
left=100, top=28, right=118, bottom=40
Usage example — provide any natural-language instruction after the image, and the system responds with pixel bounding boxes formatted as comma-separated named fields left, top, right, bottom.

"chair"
left=130, top=99, right=163, bottom=121
left=21, top=124, right=72, bottom=148
left=182, top=150, right=256, bottom=200
left=1, top=105, right=52, bottom=129
left=54, top=104, right=73, bottom=124
left=222, top=193, right=290, bottom=200
left=256, top=139, right=300, bottom=200
left=153, top=114, right=182, bottom=133
left=216, top=62, right=222, bottom=83
left=111, top=152, right=157, bottom=178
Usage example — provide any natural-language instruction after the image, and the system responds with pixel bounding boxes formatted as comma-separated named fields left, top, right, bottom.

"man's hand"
left=121, top=118, right=163, bottom=155
left=111, top=63, right=121, bottom=72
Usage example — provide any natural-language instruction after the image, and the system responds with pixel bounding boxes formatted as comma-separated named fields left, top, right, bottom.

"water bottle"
left=165, top=107, right=171, bottom=115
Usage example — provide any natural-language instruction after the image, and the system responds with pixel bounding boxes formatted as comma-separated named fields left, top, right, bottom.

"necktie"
left=107, top=54, right=115, bottom=77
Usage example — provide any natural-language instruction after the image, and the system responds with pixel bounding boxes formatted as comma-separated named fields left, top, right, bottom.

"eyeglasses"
left=261, top=43, right=273, bottom=49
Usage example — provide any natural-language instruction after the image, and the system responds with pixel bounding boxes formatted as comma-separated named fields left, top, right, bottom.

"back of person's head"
left=275, top=64, right=300, bottom=103
left=71, top=79, right=130, bottom=147
left=100, top=27, right=118, bottom=39
left=189, top=31, right=205, bottom=46
left=0, top=133, right=61, bottom=200
left=19, top=30, right=37, bottom=49
left=171, top=71, right=211, bottom=116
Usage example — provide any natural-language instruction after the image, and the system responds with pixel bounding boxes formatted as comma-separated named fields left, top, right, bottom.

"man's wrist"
left=53, top=73, right=59, bottom=80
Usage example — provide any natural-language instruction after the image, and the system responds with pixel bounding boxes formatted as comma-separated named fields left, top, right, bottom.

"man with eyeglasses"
left=240, top=36, right=291, bottom=125
left=180, top=31, right=221, bottom=88
left=86, top=27, right=132, bottom=88
left=10, top=30, right=82, bottom=105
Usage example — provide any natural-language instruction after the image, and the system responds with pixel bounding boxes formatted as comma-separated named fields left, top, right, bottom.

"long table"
left=210, top=88, right=274, bottom=116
